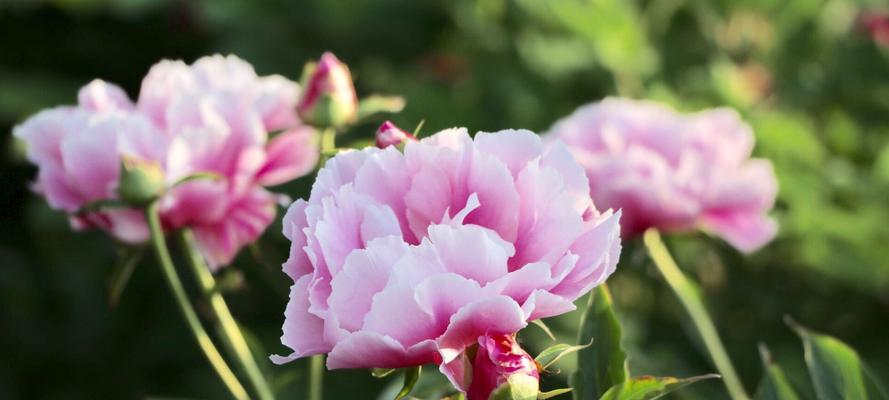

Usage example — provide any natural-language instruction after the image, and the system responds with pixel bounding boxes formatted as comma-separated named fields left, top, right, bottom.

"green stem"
left=319, top=127, right=337, bottom=165
left=309, top=354, right=324, bottom=400
left=643, top=229, right=750, bottom=400
left=144, top=202, right=249, bottom=400
left=178, top=230, right=276, bottom=400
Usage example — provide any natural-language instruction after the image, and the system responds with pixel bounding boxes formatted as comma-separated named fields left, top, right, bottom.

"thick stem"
left=178, top=230, right=276, bottom=400
left=144, top=202, right=249, bottom=400
left=643, top=229, right=750, bottom=400
left=309, top=354, right=324, bottom=400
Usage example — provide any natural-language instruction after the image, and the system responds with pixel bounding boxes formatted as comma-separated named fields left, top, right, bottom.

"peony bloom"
left=547, top=98, right=777, bottom=252
left=140, top=54, right=318, bottom=268
left=375, top=120, right=416, bottom=148
left=272, top=128, right=621, bottom=396
left=14, top=55, right=319, bottom=268
left=296, top=52, right=358, bottom=128
left=13, top=80, right=166, bottom=243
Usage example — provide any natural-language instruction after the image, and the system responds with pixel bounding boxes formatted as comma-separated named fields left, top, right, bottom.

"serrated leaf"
left=787, top=317, right=889, bottom=400
left=754, top=344, right=800, bottom=400
left=570, top=285, right=628, bottom=400
left=535, top=341, right=592, bottom=371
left=373, top=368, right=396, bottom=378
left=532, top=319, right=557, bottom=341
left=598, top=374, right=720, bottom=400
left=538, top=388, right=572, bottom=399
left=357, top=95, right=406, bottom=121
left=394, top=366, right=421, bottom=400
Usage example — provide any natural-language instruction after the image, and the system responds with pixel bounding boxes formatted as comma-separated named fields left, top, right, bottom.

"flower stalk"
left=144, top=201, right=249, bottom=400
left=178, top=230, right=276, bottom=400
left=643, top=229, right=749, bottom=400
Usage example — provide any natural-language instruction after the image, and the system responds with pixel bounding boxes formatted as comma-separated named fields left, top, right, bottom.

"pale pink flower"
left=15, top=55, right=319, bottom=268
left=547, top=98, right=777, bottom=252
left=139, top=54, right=319, bottom=267
left=13, top=80, right=166, bottom=243
left=271, top=129, right=621, bottom=389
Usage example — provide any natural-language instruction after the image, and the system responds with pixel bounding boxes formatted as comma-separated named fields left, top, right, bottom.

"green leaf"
left=394, top=366, right=421, bottom=400
left=372, top=368, right=396, bottom=378
left=570, top=285, right=628, bottom=400
left=531, top=319, right=556, bottom=341
left=538, top=388, right=573, bottom=399
left=787, top=317, right=889, bottom=400
left=598, top=374, right=720, bottom=400
left=108, top=245, right=145, bottom=307
left=357, top=95, right=406, bottom=121
left=754, top=344, right=801, bottom=400
left=535, top=341, right=592, bottom=371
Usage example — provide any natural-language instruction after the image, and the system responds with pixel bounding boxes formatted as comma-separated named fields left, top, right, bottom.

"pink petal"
left=191, top=188, right=276, bottom=269
left=271, top=275, right=332, bottom=364
left=474, top=129, right=543, bottom=177
left=425, top=224, right=513, bottom=285
left=328, top=236, right=409, bottom=332
left=436, top=296, right=527, bottom=363
left=281, top=199, right=312, bottom=280
left=699, top=211, right=777, bottom=253
left=78, top=79, right=134, bottom=112
left=256, top=126, right=319, bottom=186
left=326, top=332, right=437, bottom=369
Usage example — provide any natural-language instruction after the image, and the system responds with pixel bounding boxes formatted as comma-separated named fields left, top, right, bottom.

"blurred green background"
left=2, top=0, right=889, bottom=399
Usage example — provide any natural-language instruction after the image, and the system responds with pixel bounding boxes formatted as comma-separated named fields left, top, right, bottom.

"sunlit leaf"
left=535, top=342, right=592, bottom=371
left=754, top=344, right=800, bottom=400
left=598, top=374, right=720, bottom=400
left=787, top=317, right=889, bottom=400
left=570, top=285, right=628, bottom=400
left=531, top=319, right=556, bottom=341
left=394, top=366, right=421, bottom=400
left=538, top=388, right=572, bottom=399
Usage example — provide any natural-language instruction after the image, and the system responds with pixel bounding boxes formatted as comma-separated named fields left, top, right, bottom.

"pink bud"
left=375, top=120, right=416, bottom=148
left=467, top=333, right=540, bottom=400
left=296, top=52, right=358, bottom=127
left=859, top=11, right=889, bottom=47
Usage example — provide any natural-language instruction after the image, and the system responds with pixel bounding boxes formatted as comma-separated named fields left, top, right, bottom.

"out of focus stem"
left=643, top=229, right=749, bottom=400
left=319, top=127, right=337, bottom=165
left=144, top=202, right=249, bottom=400
left=178, top=230, right=276, bottom=400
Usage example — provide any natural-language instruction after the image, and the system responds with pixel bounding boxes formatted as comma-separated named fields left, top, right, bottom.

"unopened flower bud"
left=296, top=52, right=358, bottom=128
left=117, top=155, right=165, bottom=206
left=469, top=333, right=540, bottom=400
left=375, top=120, right=416, bottom=148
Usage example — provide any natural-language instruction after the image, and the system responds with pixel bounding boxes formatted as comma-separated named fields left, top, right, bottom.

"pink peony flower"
left=547, top=98, right=777, bottom=252
left=13, top=80, right=166, bottom=243
left=375, top=120, right=416, bottom=148
left=14, top=55, right=319, bottom=268
left=139, top=54, right=318, bottom=267
left=271, top=128, right=621, bottom=391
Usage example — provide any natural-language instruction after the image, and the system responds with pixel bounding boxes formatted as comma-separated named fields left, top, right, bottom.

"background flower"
left=547, top=98, right=778, bottom=252
left=14, top=55, right=319, bottom=268
left=273, top=129, right=621, bottom=378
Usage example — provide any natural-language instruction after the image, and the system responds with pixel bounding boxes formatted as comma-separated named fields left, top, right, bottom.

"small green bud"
left=117, top=155, right=165, bottom=206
